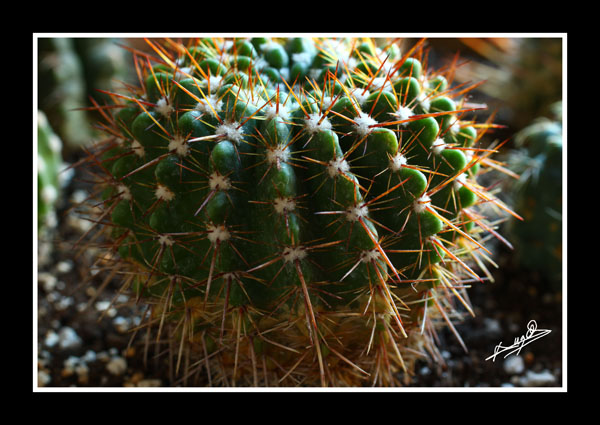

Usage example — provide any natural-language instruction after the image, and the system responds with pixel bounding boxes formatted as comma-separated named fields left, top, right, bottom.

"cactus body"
left=508, top=102, right=562, bottom=286
left=38, top=38, right=94, bottom=149
left=82, top=37, right=513, bottom=386
left=38, top=111, right=64, bottom=230
left=38, top=37, right=131, bottom=152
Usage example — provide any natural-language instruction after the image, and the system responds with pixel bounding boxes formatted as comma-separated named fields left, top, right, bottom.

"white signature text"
left=485, top=320, right=551, bottom=362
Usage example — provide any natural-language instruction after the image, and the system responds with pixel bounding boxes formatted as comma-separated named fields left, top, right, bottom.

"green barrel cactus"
left=79, top=37, right=517, bottom=386
left=507, top=102, right=562, bottom=287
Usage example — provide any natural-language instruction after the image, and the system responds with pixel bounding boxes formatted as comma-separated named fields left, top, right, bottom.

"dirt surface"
left=35, top=162, right=564, bottom=391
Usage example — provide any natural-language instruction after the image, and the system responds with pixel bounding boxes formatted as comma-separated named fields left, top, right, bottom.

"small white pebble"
left=46, top=292, right=59, bottom=303
left=38, top=272, right=58, bottom=292
left=58, top=327, right=82, bottom=350
left=483, top=318, right=502, bottom=335
left=44, top=330, right=60, bottom=348
left=55, top=260, right=74, bottom=274
left=116, top=294, right=129, bottom=304
left=96, top=351, right=110, bottom=362
left=81, top=350, right=97, bottom=363
left=37, top=356, right=49, bottom=368
left=71, top=215, right=94, bottom=233
left=74, top=363, right=89, bottom=378
left=38, top=370, right=51, bottom=387
left=112, top=316, right=131, bottom=333
left=518, top=369, right=557, bottom=387
left=54, top=296, right=74, bottom=311
left=503, top=356, right=525, bottom=375
left=95, top=300, right=117, bottom=317
left=95, top=300, right=111, bottom=311
left=70, top=189, right=88, bottom=204
left=63, top=355, right=81, bottom=374
left=41, top=185, right=57, bottom=205
left=106, top=356, right=127, bottom=376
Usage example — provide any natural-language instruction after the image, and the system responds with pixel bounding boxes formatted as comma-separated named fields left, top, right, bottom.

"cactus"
left=78, top=37, right=518, bottom=386
left=38, top=37, right=131, bottom=152
left=72, top=37, right=132, bottom=113
left=38, top=38, right=95, bottom=150
left=38, top=110, right=65, bottom=231
left=507, top=102, right=562, bottom=287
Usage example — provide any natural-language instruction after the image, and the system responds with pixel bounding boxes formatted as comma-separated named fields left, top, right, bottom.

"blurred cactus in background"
left=38, top=38, right=94, bottom=152
left=73, top=38, right=133, bottom=119
left=37, top=36, right=133, bottom=265
left=506, top=102, right=563, bottom=288
left=37, top=110, right=66, bottom=231
left=38, top=37, right=132, bottom=155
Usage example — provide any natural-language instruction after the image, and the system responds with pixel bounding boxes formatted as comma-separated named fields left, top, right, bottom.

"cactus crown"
left=80, top=37, right=517, bottom=386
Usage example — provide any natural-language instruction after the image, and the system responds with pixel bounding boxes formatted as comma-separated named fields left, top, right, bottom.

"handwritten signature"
left=485, top=320, right=551, bottom=362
